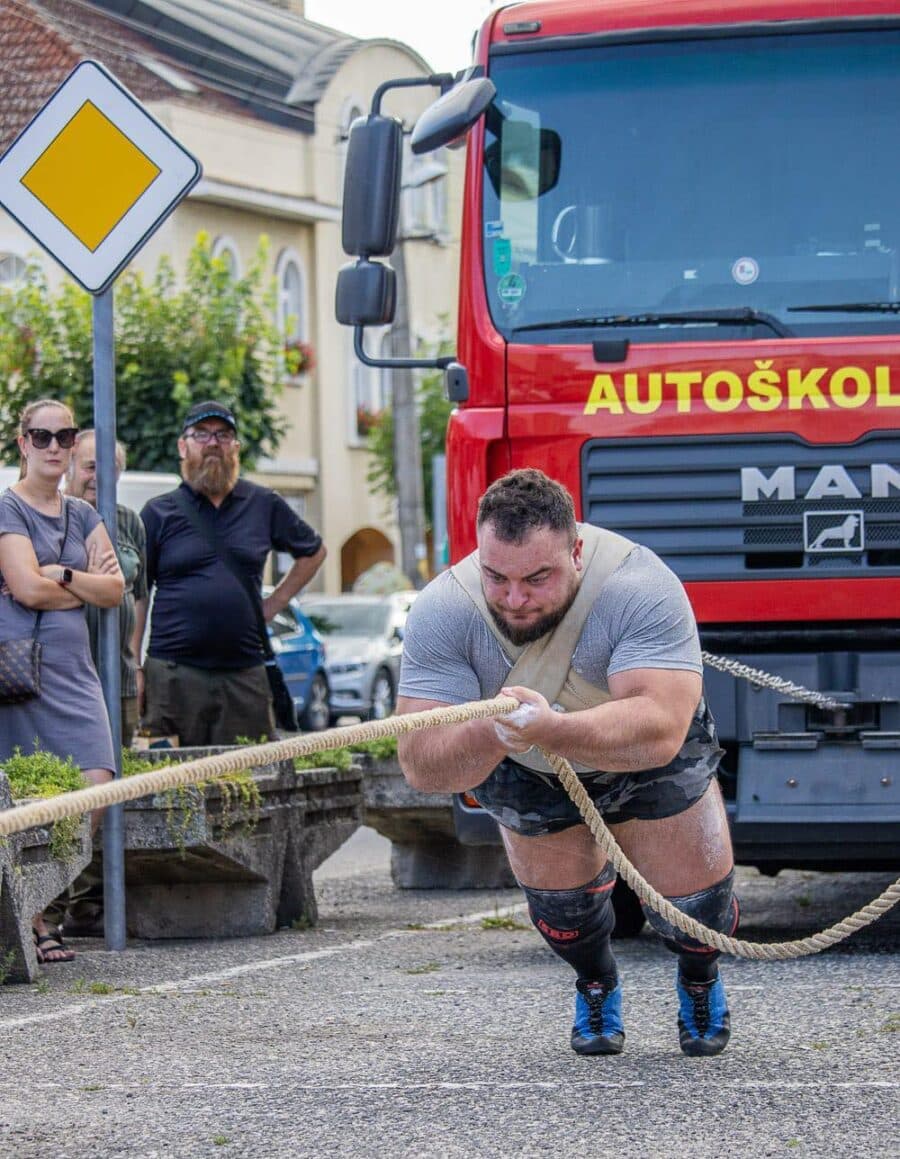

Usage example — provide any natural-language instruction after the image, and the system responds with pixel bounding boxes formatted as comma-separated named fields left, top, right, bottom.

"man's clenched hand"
left=493, top=687, right=556, bottom=754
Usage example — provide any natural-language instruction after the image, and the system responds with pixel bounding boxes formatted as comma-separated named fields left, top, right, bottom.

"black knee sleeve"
left=642, top=870, right=739, bottom=960
left=522, top=863, right=618, bottom=983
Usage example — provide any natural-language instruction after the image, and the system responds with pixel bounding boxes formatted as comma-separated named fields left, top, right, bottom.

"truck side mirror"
left=342, top=115, right=403, bottom=257
left=411, top=75, right=497, bottom=155
left=335, top=260, right=397, bottom=327
left=335, top=73, right=470, bottom=390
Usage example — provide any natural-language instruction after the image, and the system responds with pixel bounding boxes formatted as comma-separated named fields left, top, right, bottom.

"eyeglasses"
left=26, top=427, right=79, bottom=450
left=185, top=428, right=237, bottom=446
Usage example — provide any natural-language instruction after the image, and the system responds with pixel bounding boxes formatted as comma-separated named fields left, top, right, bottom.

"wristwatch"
left=58, top=567, right=73, bottom=586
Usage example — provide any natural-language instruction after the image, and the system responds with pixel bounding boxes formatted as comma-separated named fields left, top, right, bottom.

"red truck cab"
left=339, top=0, right=900, bottom=871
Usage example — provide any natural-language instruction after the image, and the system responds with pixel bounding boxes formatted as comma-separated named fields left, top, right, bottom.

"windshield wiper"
left=512, top=307, right=793, bottom=338
left=788, top=301, right=900, bottom=314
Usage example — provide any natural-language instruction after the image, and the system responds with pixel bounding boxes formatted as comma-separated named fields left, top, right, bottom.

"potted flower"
left=356, top=404, right=381, bottom=437
left=284, top=338, right=316, bottom=384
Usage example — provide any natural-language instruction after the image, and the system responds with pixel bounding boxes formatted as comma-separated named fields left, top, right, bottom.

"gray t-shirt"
left=0, top=491, right=101, bottom=649
left=0, top=489, right=115, bottom=773
left=399, top=545, right=702, bottom=705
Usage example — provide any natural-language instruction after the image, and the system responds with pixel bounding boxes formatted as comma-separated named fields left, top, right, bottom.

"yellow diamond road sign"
left=22, top=100, right=162, bottom=253
left=0, top=61, right=201, bottom=293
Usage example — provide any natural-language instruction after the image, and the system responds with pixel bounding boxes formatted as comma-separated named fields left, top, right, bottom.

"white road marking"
left=0, top=943, right=375, bottom=1029
left=0, top=902, right=531, bottom=1030
left=1, top=899, right=895, bottom=1030
left=0, top=1079, right=896, bottom=1093
left=415, top=902, right=529, bottom=929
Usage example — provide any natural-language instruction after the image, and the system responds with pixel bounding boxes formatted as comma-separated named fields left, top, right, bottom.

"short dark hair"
left=476, top=469, right=577, bottom=544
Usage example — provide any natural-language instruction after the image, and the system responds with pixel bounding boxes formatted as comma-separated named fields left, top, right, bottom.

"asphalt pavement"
left=0, top=828, right=897, bottom=1159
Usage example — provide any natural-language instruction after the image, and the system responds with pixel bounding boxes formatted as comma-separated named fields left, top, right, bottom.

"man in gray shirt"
left=59, top=430, right=147, bottom=937
left=397, top=468, right=737, bottom=1058
left=67, top=430, right=146, bottom=746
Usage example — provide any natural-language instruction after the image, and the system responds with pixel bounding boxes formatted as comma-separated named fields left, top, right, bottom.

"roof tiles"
left=0, top=0, right=363, bottom=152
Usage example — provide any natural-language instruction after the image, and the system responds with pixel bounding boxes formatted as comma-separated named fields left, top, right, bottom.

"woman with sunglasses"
left=0, top=398, right=124, bottom=964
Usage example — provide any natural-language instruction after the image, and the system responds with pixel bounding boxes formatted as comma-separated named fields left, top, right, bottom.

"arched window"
left=276, top=249, right=307, bottom=340
left=0, top=253, right=26, bottom=287
left=276, top=249, right=311, bottom=382
left=211, top=236, right=241, bottom=278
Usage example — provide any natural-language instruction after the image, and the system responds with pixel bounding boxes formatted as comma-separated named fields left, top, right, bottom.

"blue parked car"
left=267, top=600, right=331, bottom=732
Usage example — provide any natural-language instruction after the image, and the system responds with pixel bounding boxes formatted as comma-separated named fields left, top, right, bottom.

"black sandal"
left=32, top=929, right=76, bottom=964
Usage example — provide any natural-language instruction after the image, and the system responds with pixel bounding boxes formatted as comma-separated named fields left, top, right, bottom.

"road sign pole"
left=0, top=58, right=201, bottom=953
left=93, top=287, right=126, bottom=952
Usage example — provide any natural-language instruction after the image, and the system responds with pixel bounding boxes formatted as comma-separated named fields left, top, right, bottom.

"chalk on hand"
left=502, top=703, right=538, bottom=728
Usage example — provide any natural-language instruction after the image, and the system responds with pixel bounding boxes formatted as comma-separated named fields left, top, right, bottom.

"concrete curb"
left=0, top=772, right=92, bottom=983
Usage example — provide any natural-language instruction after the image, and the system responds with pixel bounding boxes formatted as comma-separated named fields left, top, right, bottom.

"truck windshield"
left=483, top=27, right=900, bottom=343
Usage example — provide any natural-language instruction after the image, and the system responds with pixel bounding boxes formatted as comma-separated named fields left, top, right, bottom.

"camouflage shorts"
left=472, top=698, right=723, bottom=837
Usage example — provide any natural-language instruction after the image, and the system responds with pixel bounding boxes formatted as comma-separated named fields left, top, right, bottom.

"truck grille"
left=581, top=433, right=900, bottom=581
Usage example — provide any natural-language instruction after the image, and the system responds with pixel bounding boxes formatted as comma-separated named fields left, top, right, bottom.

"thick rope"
left=544, top=751, right=900, bottom=959
left=1, top=694, right=896, bottom=959
left=0, top=697, right=519, bottom=837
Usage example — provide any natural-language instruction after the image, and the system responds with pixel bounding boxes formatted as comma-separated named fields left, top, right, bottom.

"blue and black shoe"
left=571, top=978, right=625, bottom=1055
left=676, top=970, right=731, bottom=1057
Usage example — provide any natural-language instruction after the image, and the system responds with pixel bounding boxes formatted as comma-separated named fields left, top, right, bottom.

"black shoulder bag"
left=173, top=490, right=298, bottom=731
left=0, top=495, right=70, bottom=704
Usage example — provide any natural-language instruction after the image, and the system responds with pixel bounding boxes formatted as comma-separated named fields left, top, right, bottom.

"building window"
left=276, top=249, right=313, bottom=381
left=0, top=253, right=26, bottom=287
left=276, top=249, right=307, bottom=340
left=211, top=236, right=241, bottom=278
left=350, top=328, right=390, bottom=443
left=401, top=145, right=449, bottom=240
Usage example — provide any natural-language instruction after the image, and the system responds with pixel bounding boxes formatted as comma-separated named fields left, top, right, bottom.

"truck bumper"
left=728, top=809, right=900, bottom=872
left=728, top=740, right=900, bottom=871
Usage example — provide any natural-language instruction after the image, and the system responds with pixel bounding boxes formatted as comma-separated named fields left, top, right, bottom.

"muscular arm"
left=397, top=667, right=700, bottom=792
left=262, top=544, right=327, bottom=621
left=495, top=667, right=703, bottom=772
left=395, top=694, right=512, bottom=793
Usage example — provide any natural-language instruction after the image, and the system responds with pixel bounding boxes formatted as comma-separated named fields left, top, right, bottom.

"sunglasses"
left=26, top=427, right=79, bottom=450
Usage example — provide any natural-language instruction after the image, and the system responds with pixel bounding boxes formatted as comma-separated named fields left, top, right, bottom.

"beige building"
left=0, top=0, right=462, bottom=591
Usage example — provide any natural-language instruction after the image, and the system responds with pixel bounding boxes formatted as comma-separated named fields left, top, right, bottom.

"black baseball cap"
left=181, top=400, right=237, bottom=432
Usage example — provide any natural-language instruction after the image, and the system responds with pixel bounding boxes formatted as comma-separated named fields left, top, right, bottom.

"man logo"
left=803, top=510, right=864, bottom=553
left=741, top=463, right=900, bottom=502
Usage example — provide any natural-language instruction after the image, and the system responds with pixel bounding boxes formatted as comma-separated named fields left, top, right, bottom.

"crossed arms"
left=0, top=525, right=124, bottom=611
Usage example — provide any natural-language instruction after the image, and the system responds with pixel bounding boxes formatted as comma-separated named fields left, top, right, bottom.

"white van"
left=0, top=466, right=178, bottom=512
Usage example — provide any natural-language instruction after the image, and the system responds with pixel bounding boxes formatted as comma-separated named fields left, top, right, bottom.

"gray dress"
left=0, top=490, right=115, bottom=772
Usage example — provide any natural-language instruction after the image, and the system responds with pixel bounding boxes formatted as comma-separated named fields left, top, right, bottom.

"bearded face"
left=486, top=581, right=579, bottom=645
left=178, top=422, right=240, bottom=498
left=478, top=523, right=583, bottom=646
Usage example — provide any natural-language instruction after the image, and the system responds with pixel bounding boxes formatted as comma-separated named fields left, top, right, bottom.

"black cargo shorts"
left=472, top=696, right=723, bottom=837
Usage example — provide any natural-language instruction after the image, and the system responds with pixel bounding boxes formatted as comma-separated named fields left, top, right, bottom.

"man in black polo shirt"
left=135, top=400, right=326, bottom=745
